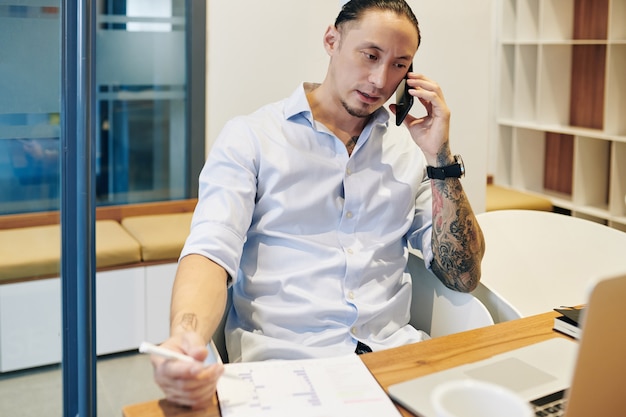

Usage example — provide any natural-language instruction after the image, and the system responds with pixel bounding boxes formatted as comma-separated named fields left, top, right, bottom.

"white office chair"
left=407, top=250, right=494, bottom=338
left=211, top=251, right=495, bottom=361
left=472, top=210, right=626, bottom=323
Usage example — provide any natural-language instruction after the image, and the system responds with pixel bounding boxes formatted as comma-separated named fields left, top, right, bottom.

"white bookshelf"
left=494, top=0, right=626, bottom=232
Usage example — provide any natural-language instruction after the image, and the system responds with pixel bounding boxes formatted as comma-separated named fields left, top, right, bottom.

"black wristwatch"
left=426, top=155, right=465, bottom=180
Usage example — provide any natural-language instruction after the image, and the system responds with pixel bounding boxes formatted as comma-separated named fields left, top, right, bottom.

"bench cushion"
left=95, top=220, right=143, bottom=268
left=0, top=220, right=142, bottom=282
left=0, top=224, right=60, bottom=281
left=121, top=213, right=192, bottom=262
left=486, top=185, right=553, bottom=212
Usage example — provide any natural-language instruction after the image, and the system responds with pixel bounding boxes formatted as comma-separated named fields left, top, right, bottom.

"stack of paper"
left=216, top=354, right=401, bottom=417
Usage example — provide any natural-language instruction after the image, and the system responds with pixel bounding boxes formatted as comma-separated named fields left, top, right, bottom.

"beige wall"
left=206, top=0, right=493, bottom=212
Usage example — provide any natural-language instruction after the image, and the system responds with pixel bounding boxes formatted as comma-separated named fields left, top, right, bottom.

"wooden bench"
left=0, top=200, right=196, bottom=372
left=486, top=184, right=553, bottom=212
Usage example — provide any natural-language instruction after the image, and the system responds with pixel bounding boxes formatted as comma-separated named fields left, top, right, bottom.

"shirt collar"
left=284, top=83, right=316, bottom=125
left=284, top=82, right=391, bottom=128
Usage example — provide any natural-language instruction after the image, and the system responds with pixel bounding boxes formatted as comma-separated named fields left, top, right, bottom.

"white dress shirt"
left=182, top=83, right=434, bottom=362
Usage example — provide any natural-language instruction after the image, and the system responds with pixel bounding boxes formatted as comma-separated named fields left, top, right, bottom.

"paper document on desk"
left=217, top=354, right=401, bottom=417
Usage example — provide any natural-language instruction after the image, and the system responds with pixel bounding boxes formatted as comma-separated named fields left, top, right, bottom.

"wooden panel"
left=570, top=0, right=608, bottom=130
left=0, top=211, right=61, bottom=230
left=362, top=311, right=564, bottom=390
left=544, top=132, right=574, bottom=195
left=569, top=45, right=606, bottom=129
left=123, top=399, right=220, bottom=417
left=96, top=199, right=198, bottom=222
left=0, top=198, right=197, bottom=230
left=573, top=0, right=609, bottom=39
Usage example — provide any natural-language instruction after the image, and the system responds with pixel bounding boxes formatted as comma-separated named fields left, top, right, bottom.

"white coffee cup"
left=431, top=379, right=533, bottom=417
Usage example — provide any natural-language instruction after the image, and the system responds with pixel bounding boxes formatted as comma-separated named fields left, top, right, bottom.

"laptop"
left=388, top=272, right=626, bottom=417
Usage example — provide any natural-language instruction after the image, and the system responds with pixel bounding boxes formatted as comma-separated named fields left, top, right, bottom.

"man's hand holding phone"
left=392, top=69, right=452, bottom=165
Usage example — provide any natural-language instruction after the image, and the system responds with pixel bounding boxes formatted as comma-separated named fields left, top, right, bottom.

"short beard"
left=341, top=99, right=372, bottom=119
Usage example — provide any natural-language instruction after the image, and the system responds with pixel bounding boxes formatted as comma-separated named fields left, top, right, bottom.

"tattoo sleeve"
left=429, top=176, right=485, bottom=292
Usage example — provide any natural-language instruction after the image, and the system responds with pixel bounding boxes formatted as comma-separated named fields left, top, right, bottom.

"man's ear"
left=323, top=25, right=340, bottom=55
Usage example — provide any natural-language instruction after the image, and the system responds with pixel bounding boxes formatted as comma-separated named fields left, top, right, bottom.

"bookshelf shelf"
left=494, top=0, right=626, bottom=230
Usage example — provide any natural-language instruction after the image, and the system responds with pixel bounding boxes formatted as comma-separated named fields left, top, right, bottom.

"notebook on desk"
left=388, top=272, right=626, bottom=417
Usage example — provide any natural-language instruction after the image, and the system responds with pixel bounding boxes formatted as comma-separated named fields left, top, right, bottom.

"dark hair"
left=335, top=0, right=421, bottom=47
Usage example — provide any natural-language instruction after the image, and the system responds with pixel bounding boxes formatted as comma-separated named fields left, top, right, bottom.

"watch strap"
left=426, top=155, right=464, bottom=180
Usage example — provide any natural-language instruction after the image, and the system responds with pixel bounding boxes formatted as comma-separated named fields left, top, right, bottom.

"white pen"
left=139, top=341, right=198, bottom=363
left=139, top=341, right=245, bottom=383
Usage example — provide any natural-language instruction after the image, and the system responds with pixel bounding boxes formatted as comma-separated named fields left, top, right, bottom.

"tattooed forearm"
left=180, top=313, right=198, bottom=331
left=430, top=177, right=485, bottom=292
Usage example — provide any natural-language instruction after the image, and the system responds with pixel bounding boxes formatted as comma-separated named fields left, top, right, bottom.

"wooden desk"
left=123, top=310, right=566, bottom=417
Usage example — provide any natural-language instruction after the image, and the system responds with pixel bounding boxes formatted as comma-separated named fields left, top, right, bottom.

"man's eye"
left=363, top=53, right=377, bottom=61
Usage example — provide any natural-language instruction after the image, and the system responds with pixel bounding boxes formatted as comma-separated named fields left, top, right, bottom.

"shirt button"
left=347, top=248, right=354, bottom=255
left=346, top=168, right=352, bottom=175
left=351, top=327, right=357, bottom=335
left=348, top=291, right=355, bottom=300
left=346, top=211, right=353, bottom=219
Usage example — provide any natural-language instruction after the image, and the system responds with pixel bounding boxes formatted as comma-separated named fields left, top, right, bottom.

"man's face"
left=330, top=10, right=419, bottom=119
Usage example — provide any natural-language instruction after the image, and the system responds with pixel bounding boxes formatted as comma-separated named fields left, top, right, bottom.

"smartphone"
left=395, top=64, right=414, bottom=126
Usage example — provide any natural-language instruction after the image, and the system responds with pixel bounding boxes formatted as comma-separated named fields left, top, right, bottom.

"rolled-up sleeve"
left=180, top=118, right=258, bottom=281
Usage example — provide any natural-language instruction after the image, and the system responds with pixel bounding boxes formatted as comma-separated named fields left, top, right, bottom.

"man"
left=152, top=0, right=485, bottom=409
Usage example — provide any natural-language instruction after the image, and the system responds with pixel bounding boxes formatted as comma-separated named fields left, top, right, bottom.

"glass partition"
left=0, top=3, right=61, bottom=214
left=96, top=0, right=188, bottom=205
left=0, top=3, right=64, bottom=417
left=0, top=1, right=200, bottom=416
left=0, top=0, right=194, bottom=216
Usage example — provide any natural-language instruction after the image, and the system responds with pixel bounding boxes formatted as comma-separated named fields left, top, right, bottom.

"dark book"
left=553, top=306, right=585, bottom=339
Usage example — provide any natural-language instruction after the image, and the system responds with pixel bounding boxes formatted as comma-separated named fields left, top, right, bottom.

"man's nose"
left=368, top=64, right=388, bottom=88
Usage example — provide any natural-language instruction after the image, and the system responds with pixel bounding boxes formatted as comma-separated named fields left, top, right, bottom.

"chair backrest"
left=474, top=210, right=626, bottom=323
left=407, top=251, right=494, bottom=338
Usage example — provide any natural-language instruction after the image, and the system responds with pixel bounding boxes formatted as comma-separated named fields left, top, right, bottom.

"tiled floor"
left=0, top=352, right=164, bottom=417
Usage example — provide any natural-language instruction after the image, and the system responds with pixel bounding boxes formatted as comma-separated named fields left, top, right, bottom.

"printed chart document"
left=216, top=354, right=402, bottom=417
